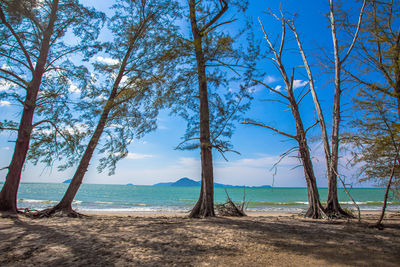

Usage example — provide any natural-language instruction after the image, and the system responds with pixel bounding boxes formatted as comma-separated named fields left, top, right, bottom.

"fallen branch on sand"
left=216, top=188, right=248, bottom=216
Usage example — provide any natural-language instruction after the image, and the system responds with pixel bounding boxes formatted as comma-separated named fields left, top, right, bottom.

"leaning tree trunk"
left=0, top=0, right=59, bottom=213
left=289, top=95, right=325, bottom=219
left=188, top=0, right=215, bottom=218
left=300, top=141, right=325, bottom=219
left=47, top=108, right=111, bottom=216
left=37, top=43, right=134, bottom=218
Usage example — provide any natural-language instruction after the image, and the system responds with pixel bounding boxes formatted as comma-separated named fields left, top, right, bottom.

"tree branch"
left=200, top=0, right=228, bottom=33
left=340, top=0, right=366, bottom=64
left=0, top=68, right=28, bottom=87
left=32, top=120, right=75, bottom=151
left=304, top=120, right=319, bottom=135
left=0, top=74, right=27, bottom=89
left=241, top=120, right=297, bottom=140
left=174, top=137, right=200, bottom=150
left=0, top=7, right=34, bottom=71
left=250, top=78, right=288, bottom=100
left=203, top=19, right=237, bottom=36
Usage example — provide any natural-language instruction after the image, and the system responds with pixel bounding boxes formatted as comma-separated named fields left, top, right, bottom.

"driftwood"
left=216, top=188, right=248, bottom=216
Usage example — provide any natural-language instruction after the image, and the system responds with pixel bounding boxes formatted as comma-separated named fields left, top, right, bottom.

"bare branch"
left=241, top=120, right=297, bottom=140
left=250, top=78, right=288, bottom=99
left=304, top=120, right=319, bottom=135
left=340, top=0, right=366, bottom=64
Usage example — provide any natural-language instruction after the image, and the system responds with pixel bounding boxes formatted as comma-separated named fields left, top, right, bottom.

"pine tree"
left=0, top=0, right=104, bottom=213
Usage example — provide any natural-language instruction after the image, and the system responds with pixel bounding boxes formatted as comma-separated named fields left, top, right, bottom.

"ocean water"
left=5, top=183, right=400, bottom=214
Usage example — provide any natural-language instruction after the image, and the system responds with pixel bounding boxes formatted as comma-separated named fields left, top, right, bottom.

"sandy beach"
left=1, top=211, right=399, bottom=266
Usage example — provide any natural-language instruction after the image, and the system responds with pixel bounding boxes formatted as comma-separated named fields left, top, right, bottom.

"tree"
left=321, top=0, right=366, bottom=217
left=0, top=0, right=104, bottom=213
left=343, top=0, right=400, bottom=222
left=176, top=0, right=254, bottom=218
left=276, top=0, right=365, bottom=218
left=243, top=13, right=326, bottom=219
left=346, top=0, right=400, bottom=118
left=37, top=0, right=181, bottom=217
left=344, top=91, right=400, bottom=226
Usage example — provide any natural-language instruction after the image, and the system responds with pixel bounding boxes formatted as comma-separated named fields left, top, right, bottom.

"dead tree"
left=242, top=13, right=326, bottom=219
left=277, top=0, right=365, bottom=218
left=323, top=0, right=366, bottom=217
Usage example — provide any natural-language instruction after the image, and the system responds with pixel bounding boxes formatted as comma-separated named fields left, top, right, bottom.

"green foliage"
left=344, top=90, right=400, bottom=196
left=171, top=0, right=258, bottom=157
left=74, top=0, right=182, bottom=175
left=344, top=0, right=400, bottom=196
left=0, top=0, right=105, bottom=167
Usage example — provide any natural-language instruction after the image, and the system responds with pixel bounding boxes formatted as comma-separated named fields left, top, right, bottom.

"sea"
left=6, top=183, right=400, bottom=214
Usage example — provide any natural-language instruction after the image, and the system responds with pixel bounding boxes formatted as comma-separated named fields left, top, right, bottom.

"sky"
left=0, top=0, right=370, bottom=187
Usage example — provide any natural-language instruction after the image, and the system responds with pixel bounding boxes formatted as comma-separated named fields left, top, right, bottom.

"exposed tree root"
left=304, top=205, right=327, bottom=219
left=324, top=207, right=355, bottom=219
left=189, top=204, right=215, bottom=218
left=29, top=207, right=87, bottom=219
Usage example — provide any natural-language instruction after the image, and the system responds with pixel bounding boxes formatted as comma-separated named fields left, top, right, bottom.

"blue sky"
left=0, top=0, right=368, bottom=187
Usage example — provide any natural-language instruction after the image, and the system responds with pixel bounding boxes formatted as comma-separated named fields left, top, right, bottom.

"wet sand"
left=1, top=211, right=399, bottom=266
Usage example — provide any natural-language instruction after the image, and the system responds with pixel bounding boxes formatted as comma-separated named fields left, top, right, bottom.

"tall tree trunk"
left=290, top=98, right=325, bottom=219
left=325, top=0, right=349, bottom=217
left=38, top=43, right=135, bottom=217
left=188, top=0, right=215, bottom=218
left=0, top=0, right=59, bottom=213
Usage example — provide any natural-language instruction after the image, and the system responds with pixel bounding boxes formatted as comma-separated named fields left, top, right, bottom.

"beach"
left=1, top=211, right=399, bottom=266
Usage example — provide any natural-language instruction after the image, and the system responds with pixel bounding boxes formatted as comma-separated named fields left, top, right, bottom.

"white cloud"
left=0, top=100, right=11, bottom=106
left=96, top=56, right=119, bottom=65
left=247, top=87, right=256, bottom=93
left=68, top=82, right=80, bottom=93
left=264, top=75, right=279, bottom=84
left=249, top=76, right=280, bottom=94
left=293, top=80, right=308, bottom=89
left=235, top=155, right=298, bottom=168
left=178, top=157, right=200, bottom=167
left=126, top=153, right=154, bottom=160
left=0, top=80, right=16, bottom=92
left=274, top=85, right=282, bottom=92
left=1, top=64, right=11, bottom=70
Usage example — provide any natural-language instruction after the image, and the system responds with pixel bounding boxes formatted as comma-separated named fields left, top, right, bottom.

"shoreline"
left=81, top=209, right=391, bottom=217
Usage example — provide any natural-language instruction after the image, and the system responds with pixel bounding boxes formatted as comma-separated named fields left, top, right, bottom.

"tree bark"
left=325, top=0, right=350, bottom=217
left=40, top=43, right=135, bottom=216
left=188, top=0, right=215, bottom=218
left=258, top=15, right=325, bottom=218
left=0, top=0, right=59, bottom=213
left=289, top=97, right=325, bottom=219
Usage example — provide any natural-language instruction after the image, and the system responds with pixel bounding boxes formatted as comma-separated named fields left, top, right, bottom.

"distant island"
left=126, top=183, right=134, bottom=186
left=63, top=179, right=72, bottom=184
left=153, top=177, right=271, bottom=188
